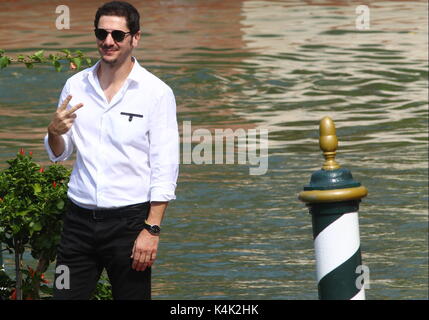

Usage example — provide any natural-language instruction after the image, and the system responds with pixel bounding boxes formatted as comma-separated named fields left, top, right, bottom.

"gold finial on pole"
left=319, top=116, right=340, bottom=170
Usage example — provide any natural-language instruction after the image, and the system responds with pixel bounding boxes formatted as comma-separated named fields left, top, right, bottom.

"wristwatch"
left=144, top=220, right=161, bottom=236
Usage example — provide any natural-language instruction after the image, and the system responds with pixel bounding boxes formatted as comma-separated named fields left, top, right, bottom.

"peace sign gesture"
left=48, top=95, right=84, bottom=136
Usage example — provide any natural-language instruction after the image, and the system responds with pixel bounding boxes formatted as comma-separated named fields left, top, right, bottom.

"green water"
left=0, top=0, right=427, bottom=299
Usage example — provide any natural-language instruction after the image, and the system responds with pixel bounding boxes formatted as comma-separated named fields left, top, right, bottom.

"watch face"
left=151, top=225, right=161, bottom=234
left=144, top=221, right=161, bottom=235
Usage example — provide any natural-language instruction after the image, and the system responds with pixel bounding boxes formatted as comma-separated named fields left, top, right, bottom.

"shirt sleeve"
left=44, top=81, right=75, bottom=162
left=148, top=87, right=179, bottom=202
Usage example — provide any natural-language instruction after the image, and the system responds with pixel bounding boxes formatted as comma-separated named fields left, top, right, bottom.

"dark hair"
left=94, top=1, right=140, bottom=34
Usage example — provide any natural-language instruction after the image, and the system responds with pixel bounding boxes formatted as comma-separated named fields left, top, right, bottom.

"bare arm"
left=47, top=130, right=66, bottom=158
left=146, top=201, right=168, bottom=226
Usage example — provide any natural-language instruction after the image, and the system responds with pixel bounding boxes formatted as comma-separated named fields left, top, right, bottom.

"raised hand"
left=48, top=95, right=84, bottom=136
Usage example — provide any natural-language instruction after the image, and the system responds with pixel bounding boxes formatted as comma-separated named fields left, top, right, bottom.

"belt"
left=69, top=200, right=150, bottom=220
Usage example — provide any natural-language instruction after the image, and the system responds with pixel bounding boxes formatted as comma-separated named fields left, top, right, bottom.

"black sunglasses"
left=94, top=28, right=132, bottom=42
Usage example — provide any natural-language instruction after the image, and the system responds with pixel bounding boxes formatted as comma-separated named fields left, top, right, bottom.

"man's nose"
left=103, top=33, right=115, bottom=46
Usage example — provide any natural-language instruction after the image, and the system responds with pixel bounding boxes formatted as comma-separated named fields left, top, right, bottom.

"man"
left=45, top=1, right=179, bottom=300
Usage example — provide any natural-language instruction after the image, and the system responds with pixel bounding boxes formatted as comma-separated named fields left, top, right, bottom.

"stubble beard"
left=99, top=38, right=133, bottom=66
left=101, top=56, right=118, bottom=65
left=99, top=46, right=118, bottom=65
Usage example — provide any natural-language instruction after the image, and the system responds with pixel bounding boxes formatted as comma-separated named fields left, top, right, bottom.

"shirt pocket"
left=107, top=110, right=148, bottom=145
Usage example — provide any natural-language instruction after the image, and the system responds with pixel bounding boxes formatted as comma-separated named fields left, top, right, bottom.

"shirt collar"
left=127, top=57, right=145, bottom=83
left=85, top=56, right=144, bottom=84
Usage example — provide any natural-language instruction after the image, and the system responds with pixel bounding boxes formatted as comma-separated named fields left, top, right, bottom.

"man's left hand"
left=131, top=229, right=159, bottom=271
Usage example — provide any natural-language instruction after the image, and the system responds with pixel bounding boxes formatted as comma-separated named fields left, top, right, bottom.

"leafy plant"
left=92, top=274, right=113, bottom=300
left=0, top=49, right=92, bottom=72
left=1, top=265, right=51, bottom=300
left=0, top=149, right=114, bottom=300
left=0, top=149, right=70, bottom=299
left=0, top=269, right=14, bottom=300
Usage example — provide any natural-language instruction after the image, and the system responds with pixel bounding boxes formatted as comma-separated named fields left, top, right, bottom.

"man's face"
left=96, top=15, right=140, bottom=65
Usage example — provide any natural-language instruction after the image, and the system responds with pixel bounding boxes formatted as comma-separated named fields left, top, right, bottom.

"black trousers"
left=53, top=200, right=152, bottom=300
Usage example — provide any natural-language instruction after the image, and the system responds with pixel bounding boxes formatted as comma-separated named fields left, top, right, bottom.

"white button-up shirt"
left=44, top=58, right=179, bottom=209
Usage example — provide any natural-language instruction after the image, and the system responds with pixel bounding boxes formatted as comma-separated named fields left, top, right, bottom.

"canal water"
left=0, top=0, right=427, bottom=299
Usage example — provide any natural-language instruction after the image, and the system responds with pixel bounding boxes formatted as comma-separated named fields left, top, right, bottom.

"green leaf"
left=56, top=200, right=65, bottom=210
left=34, top=50, right=44, bottom=58
left=0, top=56, right=10, bottom=69
left=16, top=210, right=30, bottom=217
left=30, top=221, right=42, bottom=232
left=61, top=49, right=71, bottom=56
left=33, top=183, right=42, bottom=195
left=25, top=62, right=33, bottom=69
left=53, top=60, right=62, bottom=72
left=32, top=50, right=45, bottom=62
left=11, top=224, right=20, bottom=234
left=39, top=285, right=53, bottom=295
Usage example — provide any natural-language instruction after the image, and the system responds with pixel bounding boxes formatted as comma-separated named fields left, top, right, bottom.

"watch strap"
left=144, top=220, right=161, bottom=235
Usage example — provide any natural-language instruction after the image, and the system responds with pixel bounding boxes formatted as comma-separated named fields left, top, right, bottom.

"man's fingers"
left=132, top=250, right=154, bottom=271
left=65, top=113, right=77, bottom=120
left=135, top=254, right=147, bottom=271
left=59, top=95, right=73, bottom=110
left=146, top=251, right=156, bottom=268
left=132, top=251, right=141, bottom=270
left=66, top=103, right=84, bottom=116
left=150, top=252, right=157, bottom=263
left=139, top=254, right=149, bottom=272
left=131, top=241, right=136, bottom=259
left=63, top=119, right=76, bottom=129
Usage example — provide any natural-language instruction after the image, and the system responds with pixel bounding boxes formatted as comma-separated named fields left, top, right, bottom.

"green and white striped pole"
left=299, top=117, right=368, bottom=300
left=0, top=243, right=3, bottom=271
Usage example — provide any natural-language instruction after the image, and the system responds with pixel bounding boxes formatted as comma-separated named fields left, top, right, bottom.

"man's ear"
left=131, top=30, right=141, bottom=47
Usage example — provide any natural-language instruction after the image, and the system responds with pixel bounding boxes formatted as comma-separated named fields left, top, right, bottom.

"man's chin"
left=101, top=56, right=117, bottom=65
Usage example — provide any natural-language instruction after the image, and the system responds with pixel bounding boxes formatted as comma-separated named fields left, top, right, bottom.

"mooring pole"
left=0, top=243, right=3, bottom=271
left=299, top=116, right=368, bottom=300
